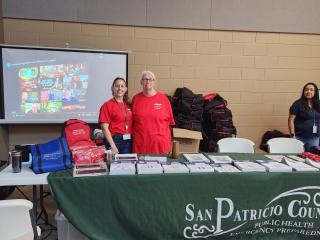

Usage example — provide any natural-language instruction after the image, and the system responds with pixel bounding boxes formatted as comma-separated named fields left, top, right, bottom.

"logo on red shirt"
left=154, top=103, right=162, bottom=110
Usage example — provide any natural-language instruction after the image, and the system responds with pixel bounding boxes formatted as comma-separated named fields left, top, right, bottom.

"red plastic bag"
left=72, top=146, right=106, bottom=164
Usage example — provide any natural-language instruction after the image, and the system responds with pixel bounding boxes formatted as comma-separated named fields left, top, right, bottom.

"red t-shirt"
left=132, top=92, right=175, bottom=154
left=98, top=99, right=132, bottom=135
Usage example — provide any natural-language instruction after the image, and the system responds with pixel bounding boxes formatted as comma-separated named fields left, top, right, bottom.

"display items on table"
left=282, top=157, right=318, bottom=171
left=114, top=154, right=138, bottom=162
left=264, top=155, right=286, bottom=162
left=109, top=161, right=136, bottom=175
left=185, top=162, right=215, bottom=173
left=265, top=155, right=306, bottom=163
left=211, top=163, right=241, bottom=172
left=71, top=146, right=108, bottom=177
left=161, top=162, right=190, bottom=174
left=256, top=160, right=293, bottom=172
left=304, top=158, right=320, bottom=169
left=234, top=161, right=266, bottom=172
left=183, top=153, right=210, bottom=163
left=136, top=161, right=163, bottom=174
left=286, top=155, right=306, bottom=162
left=73, top=162, right=108, bottom=177
left=207, top=155, right=233, bottom=164
left=143, top=155, right=168, bottom=163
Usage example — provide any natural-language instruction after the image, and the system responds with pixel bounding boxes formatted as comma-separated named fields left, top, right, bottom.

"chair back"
left=217, top=137, right=255, bottom=153
left=267, top=137, right=304, bottom=153
left=0, top=199, right=37, bottom=240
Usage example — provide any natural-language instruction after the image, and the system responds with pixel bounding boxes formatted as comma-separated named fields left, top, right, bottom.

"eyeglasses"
left=142, top=78, right=154, bottom=82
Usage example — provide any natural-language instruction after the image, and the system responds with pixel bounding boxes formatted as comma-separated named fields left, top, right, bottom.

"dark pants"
left=105, top=134, right=132, bottom=154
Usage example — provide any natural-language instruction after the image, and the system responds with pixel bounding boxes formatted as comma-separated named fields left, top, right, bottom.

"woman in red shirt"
left=99, top=77, right=132, bottom=154
left=132, top=71, right=175, bottom=154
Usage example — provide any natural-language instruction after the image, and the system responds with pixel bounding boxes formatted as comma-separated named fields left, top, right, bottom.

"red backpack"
left=62, top=119, right=96, bottom=150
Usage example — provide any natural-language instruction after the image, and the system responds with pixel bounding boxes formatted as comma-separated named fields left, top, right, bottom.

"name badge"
left=123, top=134, right=131, bottom=140
left=313, top=125, right=317, bottom=133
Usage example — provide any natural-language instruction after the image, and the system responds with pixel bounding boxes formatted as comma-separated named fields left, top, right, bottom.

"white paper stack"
left=114, top=153, right=138, bottom=162
left=257, top=160, right=292, bottom=172
left=162, top=162, right=190, bottom=174
left=183, top=153, right=210, bottom=163
left=234, top=161, right=266, bottom=172
left=109, top=161, right=136, bottom=175
left=264, top=155, right=286, bottom=162
left=282, top=158, right=318, bottom=171
left=186, top=163, right=215, bottom=173
left=211, top=164, right=241, bottom=173
left=144, top=156, right=168, bottom=163
left=286, top=155, right=306, bottom=162
left=208, top=155, right=233, bottom=164
left=304, top=158, right=320, bottom=169
left=73, top=162, right=108, bottom=177
left=137, top=161, right=163, bottom=174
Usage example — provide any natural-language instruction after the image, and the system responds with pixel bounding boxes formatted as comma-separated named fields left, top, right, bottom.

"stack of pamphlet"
left=286, top=155, right=306, bottom=162
left=211, top=164, right=241, bottom=173
left=115, top=153, right=138, bottom=162
left=256, top=160, right=292, bottom=172
left=162, top=162, right=190, bottom=174
left=264, top=155, right=286, bottom=162
left=234, top=161, right=266, bottom=172
left=73, top=162, right=108, bottom=177
left=207, top=155, right=233, bottom=164
left=109, top=161, right=136, bottom=175
left=183, top=153, right=210, bottom=163
left=186, top=163, right=215, bottom=173
left=282, top=158, right=318, bottom=171
left=304, top=158, right=320, bottom=169
left=143, top=156, right=167, bottom=163
left=137, top=161, right=163, bottom=174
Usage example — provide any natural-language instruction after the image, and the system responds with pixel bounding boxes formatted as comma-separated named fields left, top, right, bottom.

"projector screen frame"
left=0, top=44, right=128, bottom=124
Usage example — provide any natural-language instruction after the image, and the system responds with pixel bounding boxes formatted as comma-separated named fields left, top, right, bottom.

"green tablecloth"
left=48, top=154, right=320, bottom=240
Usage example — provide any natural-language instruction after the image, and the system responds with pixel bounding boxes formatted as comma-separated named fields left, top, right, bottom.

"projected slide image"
left=1, top=46, right=127, bottom=123
left=18, top=63, right=89, bottom=114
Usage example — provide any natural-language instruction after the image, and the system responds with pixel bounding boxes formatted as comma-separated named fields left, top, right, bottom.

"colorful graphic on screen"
left=19, top=63, right=89, bottom=114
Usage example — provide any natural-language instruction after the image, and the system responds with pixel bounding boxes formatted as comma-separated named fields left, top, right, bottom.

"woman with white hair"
left=132, top=71, right=175, bottom=154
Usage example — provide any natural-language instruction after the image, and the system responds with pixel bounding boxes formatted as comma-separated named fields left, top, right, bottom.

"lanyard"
left=114, top=98, right=129, bottom=132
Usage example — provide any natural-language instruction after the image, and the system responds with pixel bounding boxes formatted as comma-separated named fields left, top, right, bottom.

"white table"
left=0, top=163, right=49, bottom=222
left=0, top=164, right=48, bottom=186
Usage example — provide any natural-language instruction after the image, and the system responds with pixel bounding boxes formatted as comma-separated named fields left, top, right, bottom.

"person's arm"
left=288, top=114, right=296, bottom=138
left=101, top=123, right=119, bottom=154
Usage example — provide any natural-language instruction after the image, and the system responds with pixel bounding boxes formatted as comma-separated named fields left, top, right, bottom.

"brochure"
left=186, top=163, right=215, bottom=173
left=207, top=155, right=233, bottom=164
left=305, top=158, right=320, bottom=169
left=211, top=163, right=241, bottom=173
left=137, top=161, right=163, bottom=174
left=234, top=161, right=266, bottom=172
left=264, top=155, right=286, bottom=162
left=183, top=153, right=210, bottom=163
left=257, top=160, right=292, bottom=172
left=109, top=161, right=136, bottom=175
left=162, top=162, right=190, bottom=174
left=282, top=158, right=318, bottom=171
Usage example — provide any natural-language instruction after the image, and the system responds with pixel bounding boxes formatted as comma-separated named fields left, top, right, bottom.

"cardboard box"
left=172, top=128, right=203, bottom=153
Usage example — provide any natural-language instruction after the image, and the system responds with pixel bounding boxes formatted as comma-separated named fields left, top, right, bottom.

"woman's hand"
left=111, top=146, right=119, bottom=155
